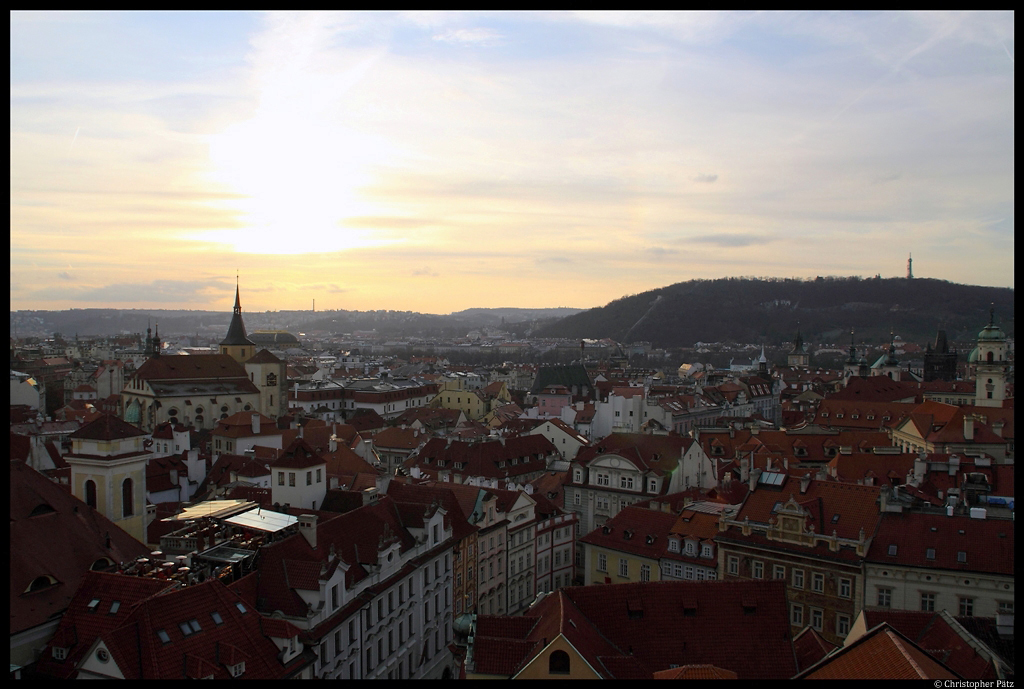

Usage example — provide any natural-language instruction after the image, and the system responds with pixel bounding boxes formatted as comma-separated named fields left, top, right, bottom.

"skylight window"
left=831, top=514, right=840, bottom=524
left=236, top=602, right=247, bottom=614
left=888, top=544, right=897, bottom=556
left=957, top=551, right=967, bottom=563
left=211, top=611, right=223, bottom=625
left=179, top=622, right=193, bottom=636
left=157, top=629, right=171, bottom=644
left=109, top=601, right=120, bottom=614
left=926, top=548, right=936, bottom=560
left=88, top=598, right=100, bottom=611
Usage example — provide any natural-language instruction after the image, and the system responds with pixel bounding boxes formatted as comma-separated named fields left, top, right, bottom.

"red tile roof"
left=574, top=433, right=693, bottom=477
left=10, top=462, right=151, bottom=636
left=800, top=624, right=959, bottom=679
left=471, top=580, right=796, bottom=679
left=579, top=506, right=679, bottom=560
left=866, top=512, right=1013, bottom=576
left=94, top=578, right=311, bottom=679
left=827, top=376, right=920, bottom=403
left=133, top=354, right=251, bottom=382
left=653, top=664, right=738, bottom=679
left=407, top=435, right=556, bottom=481
left=792, top=626, right=838, bottom=672
left=33, top=572, right=175, bottom=678
left=273, top=438, right=326, bottom=470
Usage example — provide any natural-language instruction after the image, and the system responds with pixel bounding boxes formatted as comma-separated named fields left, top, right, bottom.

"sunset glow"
left=11, top=11, right=1014, bottom=313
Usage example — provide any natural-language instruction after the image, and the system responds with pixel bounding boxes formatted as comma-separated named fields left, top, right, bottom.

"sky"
left=10, top=11, right=1015, bottom=314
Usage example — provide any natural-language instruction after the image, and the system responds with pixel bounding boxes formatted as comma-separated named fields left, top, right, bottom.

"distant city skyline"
left=11, top=11, right=1015, bottom=313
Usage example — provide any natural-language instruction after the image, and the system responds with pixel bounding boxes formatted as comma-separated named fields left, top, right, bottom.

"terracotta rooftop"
left=799, top=623, right=959, bottom=679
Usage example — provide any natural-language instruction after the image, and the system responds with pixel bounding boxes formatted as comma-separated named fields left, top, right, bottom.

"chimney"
left=799, top=472, right=811, bottom=494
left=252, top=413, right=261, bottom=435
left=298, top=514, right=317, bottom=549
left=992, top=420, right=1004, bottom=438
left=963, top=415, right=974, bottom=441
left=948, top=454, right=960, bottom=477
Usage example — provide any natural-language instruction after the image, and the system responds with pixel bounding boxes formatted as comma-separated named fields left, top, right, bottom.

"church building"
left=120, top=281, right=286, bottom=430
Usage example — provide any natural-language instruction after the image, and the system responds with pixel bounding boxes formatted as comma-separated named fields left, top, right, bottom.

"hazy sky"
left=11, top=11, right=1015, bottom=314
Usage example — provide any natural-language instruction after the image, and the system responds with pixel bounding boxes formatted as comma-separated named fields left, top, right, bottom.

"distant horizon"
left=9, top=273, right=1013, bottom=317
left=12, top=12, right=1014, bottom=312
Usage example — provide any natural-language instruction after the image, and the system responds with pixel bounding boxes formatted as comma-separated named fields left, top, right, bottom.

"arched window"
left=987, top=351, right=994, bottom=363
left=549, top=650, right=570, bottom=675
left=85, top=480, right=97, bottom=509
left=122, top=478, right=134, bottom=517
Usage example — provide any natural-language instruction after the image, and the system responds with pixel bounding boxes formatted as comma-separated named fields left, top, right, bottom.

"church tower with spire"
left=220, top=279, right=256, bottom=365
left=787, top=324, right=809, bottom=367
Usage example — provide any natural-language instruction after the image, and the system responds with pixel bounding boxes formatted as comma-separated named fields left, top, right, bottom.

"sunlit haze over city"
left=11, top=11, right=1015, bottom=313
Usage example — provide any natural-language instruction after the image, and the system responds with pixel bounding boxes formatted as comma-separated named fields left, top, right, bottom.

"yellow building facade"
left=65, top=415, right=151, bottom=544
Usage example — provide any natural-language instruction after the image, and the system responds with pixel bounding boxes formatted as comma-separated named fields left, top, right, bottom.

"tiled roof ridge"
left=888, top=630, right=930, bottom=678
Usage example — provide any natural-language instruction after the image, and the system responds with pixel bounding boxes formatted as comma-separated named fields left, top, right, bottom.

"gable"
left=591, top=454, right=640, bottom=472
left=76, top=639, right=126, bottom=679
left=513, top=634, right=603, bottom=680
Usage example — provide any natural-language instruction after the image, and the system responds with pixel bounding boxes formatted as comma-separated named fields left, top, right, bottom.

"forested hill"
left=535, top=277, right=1014, bottom=349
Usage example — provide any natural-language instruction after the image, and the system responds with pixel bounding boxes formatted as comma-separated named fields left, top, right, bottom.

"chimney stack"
left=799, top=472, right=811, bottom=494
left=252, top=413, right=261, bottom=435
left=298, top=514, right=317, bottom=549
left=963, top=415, right=975, bottom=441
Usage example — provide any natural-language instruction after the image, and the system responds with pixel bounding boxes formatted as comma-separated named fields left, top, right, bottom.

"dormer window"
left=888, top=544, right=897, bottom=556
left=229, top=662, right=245, bottom=677
left=668, top=539, right=679, bottom=553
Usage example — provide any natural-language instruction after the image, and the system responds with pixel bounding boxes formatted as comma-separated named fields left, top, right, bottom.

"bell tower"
left=972, top=307, right=1008, bottom=408
left=220, top=277, right=256, bottom=364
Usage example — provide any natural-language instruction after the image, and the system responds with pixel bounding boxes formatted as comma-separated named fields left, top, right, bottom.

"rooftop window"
left=157, top=629, right=171, bottom=644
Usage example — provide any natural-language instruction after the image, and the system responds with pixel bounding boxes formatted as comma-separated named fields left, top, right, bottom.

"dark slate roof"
left=220, top=286, right=256, bottom=347
left=70, top=413, right=147, bottom=440
left=529, top=365, right=593, bottom=395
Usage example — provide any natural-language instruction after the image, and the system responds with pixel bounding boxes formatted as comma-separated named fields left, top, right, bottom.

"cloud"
left=536, top=257, right=573, bottom=265
left=644, top=246, right=679, bottom=257
left=689, top=234, right=769, bottom=248
left=58, top=271, right=74, bottom=280
left=30, top=279, right=231, bottom=303
left=432, top=27, right=503, bottom=46
left=694, top=173, right=718, bottom=184
left=872, top=171, right=902, bottom=184
left=328, top=284, right=350, bottom=293
left=412, top=266, right=439, bottom=277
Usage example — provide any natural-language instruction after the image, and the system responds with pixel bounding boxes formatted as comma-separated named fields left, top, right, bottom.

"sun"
left=194, top=61, right=401, bottom=255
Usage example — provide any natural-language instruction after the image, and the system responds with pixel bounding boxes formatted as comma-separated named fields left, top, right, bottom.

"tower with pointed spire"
left=907, top=253, right=913, bottom=279
left=144, top=320, right=161, bottom=358
left=787, top=324, right=809, bottom=367
left=220, top=278, right=256, bottom=365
